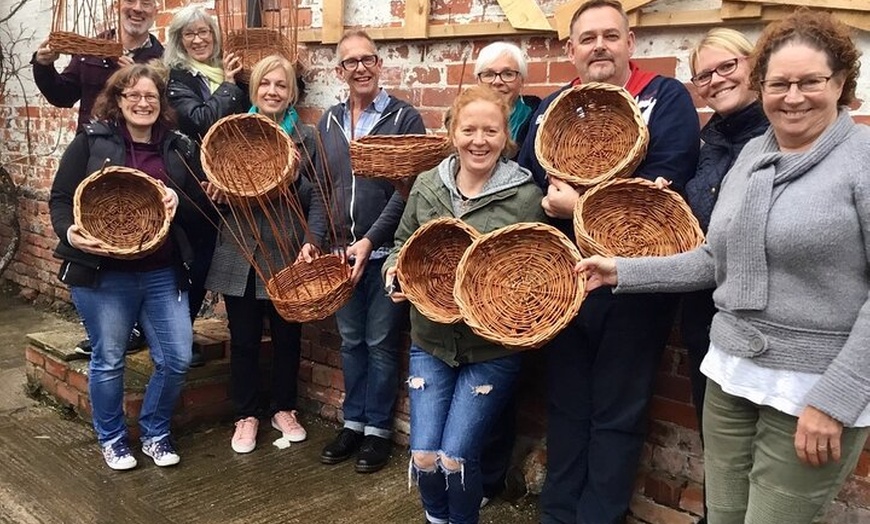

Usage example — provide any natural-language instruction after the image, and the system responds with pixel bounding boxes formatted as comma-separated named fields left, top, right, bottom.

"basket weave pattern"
left=223, top=29, right=295, bottom=84
left=397, top=217, right=480, bottom=324
left=573, top=178, right=705, bottom=258
left=453, top=222, right=585, bottom=350
left=350, top=135, right=451, bottom=180
left=47, top=31, right=123, bottom=58
left=200, top=113, right=297, bottom=200
left=266, top=254, right=353, bottom=323
left=535, top=82, right=649, bottom=187
left=73, top=166, right=170, bottom=260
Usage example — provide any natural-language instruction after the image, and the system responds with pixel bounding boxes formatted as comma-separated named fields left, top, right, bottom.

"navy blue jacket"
left=685, top=101, right=769, bottom=232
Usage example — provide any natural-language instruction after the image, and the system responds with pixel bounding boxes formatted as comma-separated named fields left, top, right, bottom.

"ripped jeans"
left=408, top=345, right=522, bottom=524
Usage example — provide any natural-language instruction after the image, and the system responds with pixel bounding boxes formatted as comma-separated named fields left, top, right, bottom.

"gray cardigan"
left=616, top=110, right=870, bottom=426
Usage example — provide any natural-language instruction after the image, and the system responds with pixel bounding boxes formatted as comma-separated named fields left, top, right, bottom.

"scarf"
left=509, top=97, right=532, bottom=140
left=571, top=61, right=657, bottom=97
left=189, top=61, right=225, bottom=94
left=727, top=109, right=855, bottom=311
left=248, top=105, right=299, bottom=136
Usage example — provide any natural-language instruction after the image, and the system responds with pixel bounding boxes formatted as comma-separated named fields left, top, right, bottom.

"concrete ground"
left=0, top=286, right=540, bottom=524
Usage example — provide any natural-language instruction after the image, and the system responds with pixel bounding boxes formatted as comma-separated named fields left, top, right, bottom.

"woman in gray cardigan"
left=579, top=11, right=870, bottom=524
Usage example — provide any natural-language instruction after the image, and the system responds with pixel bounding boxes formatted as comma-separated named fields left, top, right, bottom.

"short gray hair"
left=474, top=42, right=528, bottom=78
left=163, top=4, right=222, bottom=71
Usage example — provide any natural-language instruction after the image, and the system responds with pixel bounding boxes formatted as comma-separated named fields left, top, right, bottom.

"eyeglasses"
left=760, top=76, right=832, bottom=95
left=120, top=92, right=159, bottom=104
left=339, top=54, right=378, bottom=71
left=182, top=28, right=212, bottom=42
left=121, top=0, right=155, bottom=9
left=690, top=57, right=742, bottom=87
left=477, top=70, right=521, bottom=83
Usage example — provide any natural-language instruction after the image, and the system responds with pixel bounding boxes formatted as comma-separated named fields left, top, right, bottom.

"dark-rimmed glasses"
left=477, top=70, right=521, bottom=83
left=120, top=92, right=159, bottom=104
left=691, top=57, right=743, bottom=87
left=760, top=76, right=832, bottom=95
left=182, top=28, right=212, bottom=42
left=339, top=54, right=378, bottom=71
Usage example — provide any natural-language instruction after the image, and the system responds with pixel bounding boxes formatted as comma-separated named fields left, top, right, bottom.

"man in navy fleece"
left=517, top=1, right=699, bottom=523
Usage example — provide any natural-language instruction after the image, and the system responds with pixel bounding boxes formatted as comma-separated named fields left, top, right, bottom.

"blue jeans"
left=408, top=345, right=522, bottom=524
left=334, top=257, right=404, bottom=437
left=71, top=268, right=192, bottom=447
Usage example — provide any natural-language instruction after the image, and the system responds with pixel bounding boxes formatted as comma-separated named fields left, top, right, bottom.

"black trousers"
left=679, top=288, right=717, bottom=432
left=540, top=289, right=678, bottom=524
left=225, top=269, right=302, bottom=419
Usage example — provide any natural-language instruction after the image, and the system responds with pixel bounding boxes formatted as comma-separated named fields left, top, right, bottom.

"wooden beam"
left=740, top=0, right=870, bottom=13
left=404, top=0, right=430, bottom=39
left=496, top=0, right=552, bottom=31
left=832, top=9, right=870, bottom=31
left=720, top=1, right=762, bottom=19
left=321, top=0, right=344, bottom=44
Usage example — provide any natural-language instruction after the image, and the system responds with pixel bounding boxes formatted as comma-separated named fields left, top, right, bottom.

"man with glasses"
left=302, top=29, right=425, bottom=475
left=517, top=1, right=699, bottom=523
left=32, top=0, right=163, bottom=132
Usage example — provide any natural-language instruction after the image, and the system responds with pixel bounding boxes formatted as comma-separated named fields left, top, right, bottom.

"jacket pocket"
left=58, top=260, right=99, bottom=288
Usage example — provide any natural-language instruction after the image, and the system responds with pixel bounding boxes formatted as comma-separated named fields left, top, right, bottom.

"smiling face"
left=119, top=76, right=159, bottom=133
left=567, top=5, right=635, bottom=86
left=335, top=35, right=382, bottom=100
left=477, top=52, right=524, bottom=105
left=693, top=46, right=756, bottom=117
left=181, top=20, right=214, bottom=63
left=452, top=99, right=509, bottom=179
left=255, top=66, right=291, bottom=118
left=119, top=0, right=157, bottom=41
left=762, top=42, right=843, bottom=152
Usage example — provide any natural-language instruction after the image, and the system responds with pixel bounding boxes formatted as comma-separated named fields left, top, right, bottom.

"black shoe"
left=355, top=435, right=391, bottom=473
left=320, top=428, right=364, bottom=465
left=189, top=348, right=205, bottom=368
left=74, top=338, right=93, bottom=357
left=125, top=326, right=147, bottom=354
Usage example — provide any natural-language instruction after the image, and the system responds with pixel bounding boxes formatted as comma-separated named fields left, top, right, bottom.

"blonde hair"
left=248, top=55, right=298, bottom=109
left=689, top=28, right=754, bottom=76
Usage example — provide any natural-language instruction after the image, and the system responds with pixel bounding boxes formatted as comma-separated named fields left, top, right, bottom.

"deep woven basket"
left=535, top=82, right=649, bottom=187
left=47, top=31, right=123, bottom=58
left=200, top=112, right=297, bottom=200
left=573, top=178, right=705, bottom=258
left=223, top=28, right=295, bottom=84
left=266, top=254, right=354, bottom=323
left=73, top=166, right=170, bottom=260
left=453, top=222, right=585, bottom=350
left=397, top=217, right=480, bottom=324
left=350, top=135, right=451, bottom=180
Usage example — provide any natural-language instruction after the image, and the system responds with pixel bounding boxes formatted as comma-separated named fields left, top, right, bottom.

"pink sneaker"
left=272, top=410, right=307, bottom=442
left=231, top=417, right=259, bottom=453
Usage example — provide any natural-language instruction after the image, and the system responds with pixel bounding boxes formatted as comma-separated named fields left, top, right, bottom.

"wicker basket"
left=453, top=222, right=585, bottom=350
left=200, top=112, right=297, bottom=200
left=73, top=166, right=170, bottom=260
left=350, top=135, right=451, bottom=180
left=266, top=254, right=353, bottom=323
left=535, top=82, right=649, bottom=187
left=573, top=178, right=705, bottom=258
left=223, top=29, right=295, bottom=84
left=47, top=31, right=123, bottom=58
left=396, top=217, right=480, bottom=324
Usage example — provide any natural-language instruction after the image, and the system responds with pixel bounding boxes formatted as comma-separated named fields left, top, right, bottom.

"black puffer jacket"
left=167, top=67, right=249, bottom=141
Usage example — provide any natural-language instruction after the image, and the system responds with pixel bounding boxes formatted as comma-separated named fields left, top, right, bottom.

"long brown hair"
left=91, top=62, right=177, bottom=128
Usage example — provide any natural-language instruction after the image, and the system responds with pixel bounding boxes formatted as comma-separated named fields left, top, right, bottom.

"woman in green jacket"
left=384, top=85, right=545, bottom=524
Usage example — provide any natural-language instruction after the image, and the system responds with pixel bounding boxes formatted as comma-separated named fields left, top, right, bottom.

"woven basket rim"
left=573, top=177, right=705, bottom=258
left=72, top=165, right=170, bottom=259
left=265, top=254, right=353, bottom=323
left=396, top=216, right=481, bottom=324
left=534, top=82, right=650, bottom=186
left=349, top=134, right=451, bottom=180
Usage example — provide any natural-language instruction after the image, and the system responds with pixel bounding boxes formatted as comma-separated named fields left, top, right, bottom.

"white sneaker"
left=142, top=436, right=180, bottom=467
left=232, top=417, right=259, bottom=453
left=101, top=439, right=137, bottom=471
left=271, top=410, right=307, bottom=443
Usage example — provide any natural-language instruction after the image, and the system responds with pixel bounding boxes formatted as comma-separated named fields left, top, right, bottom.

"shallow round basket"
left=200, top=112, right=297, bottom=200
left=73, top=166, right=170, bottom=260
left=573, top=178, right=705, bottom=258
left=223, top=29, right=295, bottom=84
left=397, top=217, right=480, bottom=324
left=454, top=222, right=585, bottom=350
left=47, top=31, right=123, bottom=58
left=535, top=82, right=649, bottom=187
left=350, top=135, right=451, bottom=180
left=266, top=254, right=354, bottom=323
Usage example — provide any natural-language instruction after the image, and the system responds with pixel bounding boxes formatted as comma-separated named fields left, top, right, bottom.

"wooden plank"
left=496, top=0, right=552, bottom=31
left=321, top=0, right=344, bottom=44
left=720, top=1, right=762, bottom=19
left=740, top=0, right=870, bottom=13
left=404, top=0, right=430, bottom=39
left=832, top=9, right=870, bottom=31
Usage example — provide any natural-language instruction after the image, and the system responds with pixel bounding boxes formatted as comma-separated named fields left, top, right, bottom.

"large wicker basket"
left=350, top=135, right=451, bottom=180
left=200, top=112, right=297, bottom=200
left=223, top=29, right=295, bottom=84
left=454, top=222, right=585, bottom=350
left=47, top=31, right=123, bottom=58
left=266, top=254, right=353, bottom=323
left=573, top=178, right=705, bottom=258
left=73, top=166, right=170, bottom=260
left=535, top=82, right=649, bottom=187
left=397, top=217, right=480, bottom=324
